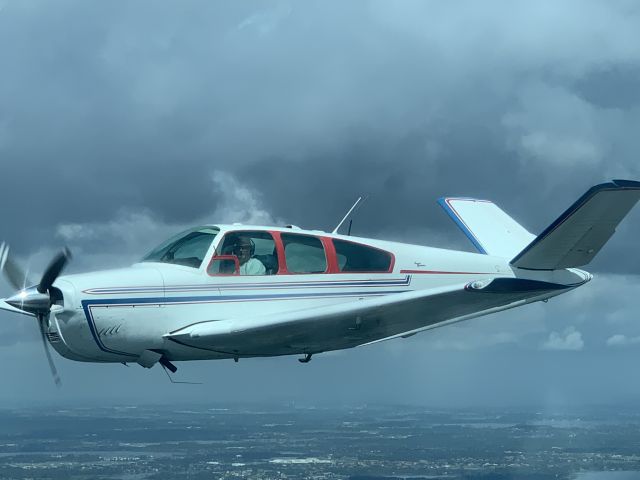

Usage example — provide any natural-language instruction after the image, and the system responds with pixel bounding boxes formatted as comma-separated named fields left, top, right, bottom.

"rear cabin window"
left=333, top=239, right=392, bottom=272
left=281, top=234, right=327, bottom=274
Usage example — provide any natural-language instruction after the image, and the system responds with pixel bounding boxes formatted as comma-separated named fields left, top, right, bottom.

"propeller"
left=0, top=242, right=31, bottom=291
left=38, top=316, right=62, bottom=386
left=0, top=243, right=71, bottom=386
left=38, top=248, right=71, bottom=294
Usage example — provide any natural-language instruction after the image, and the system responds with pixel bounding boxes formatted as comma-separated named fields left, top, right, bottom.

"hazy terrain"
left=2, top=404, right=640, bottom=479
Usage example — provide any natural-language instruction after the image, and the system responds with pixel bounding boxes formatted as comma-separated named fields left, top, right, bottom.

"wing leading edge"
left=166, top=278, right=573, bottom=358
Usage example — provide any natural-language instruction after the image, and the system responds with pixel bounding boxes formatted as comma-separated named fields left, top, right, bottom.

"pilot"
left=233, top=236, right=266, bottom=275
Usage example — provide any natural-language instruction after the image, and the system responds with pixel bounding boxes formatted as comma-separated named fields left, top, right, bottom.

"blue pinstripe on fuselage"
left=80, top=276, right=415, bottom=358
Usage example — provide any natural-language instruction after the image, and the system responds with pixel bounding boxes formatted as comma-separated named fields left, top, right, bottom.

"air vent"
left=46, top=332, right=61, bottom=343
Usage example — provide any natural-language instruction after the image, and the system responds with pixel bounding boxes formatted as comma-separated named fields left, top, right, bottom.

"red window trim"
left=323, top=236, right=339, bottom=273
left=279, top=231, right=330, bottom=275
left=270, top=231, right=288, bottom=274
left=207, top=229, right=279, bottom=277
left=206, top=229, right=394, bottom=276
left=206, top=255, right=239, bottom=275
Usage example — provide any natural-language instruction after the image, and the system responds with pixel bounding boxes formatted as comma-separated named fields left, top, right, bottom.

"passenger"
left=233, top=236, right=266, bottom=275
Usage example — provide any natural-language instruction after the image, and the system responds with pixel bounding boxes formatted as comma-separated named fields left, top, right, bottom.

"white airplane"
left=2, top=180, right=640, bottom=384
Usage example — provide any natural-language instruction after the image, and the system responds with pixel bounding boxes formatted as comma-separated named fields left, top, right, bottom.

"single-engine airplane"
left=2, top=180, right=640, bottom=384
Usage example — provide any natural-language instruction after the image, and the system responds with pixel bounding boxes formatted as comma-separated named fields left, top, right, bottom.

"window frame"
left=278, top=232, right=330, bottom=275
left=141, top=226, right=220, bottom=270
left=207, top=229, right=279, bottom=277
left=205, top=229, right=395, bottom=276
left=327, top=238, right=395, bottom=274
left=207, top=255, right=240, bottom=275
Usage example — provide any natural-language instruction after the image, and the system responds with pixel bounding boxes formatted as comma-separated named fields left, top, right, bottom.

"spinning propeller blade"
left=1, top=242, right=71, bottom=386
left=0, top=242, right=31, bottom=291
left=38, top=248, right=71, bottom=294
left=38, top=316, right=61, bottom=387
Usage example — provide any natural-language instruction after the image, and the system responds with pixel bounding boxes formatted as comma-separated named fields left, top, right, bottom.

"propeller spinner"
left=0, top=243, right=71, bottom=386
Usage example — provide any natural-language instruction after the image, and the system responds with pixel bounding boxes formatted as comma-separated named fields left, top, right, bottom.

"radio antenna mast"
left=332, top=196, right=368, bottom=235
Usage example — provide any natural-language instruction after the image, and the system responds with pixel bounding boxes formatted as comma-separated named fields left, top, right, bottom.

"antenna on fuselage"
left=160, top=364, right=203, bottom=385
left=332, top=196, right=368, bottom=235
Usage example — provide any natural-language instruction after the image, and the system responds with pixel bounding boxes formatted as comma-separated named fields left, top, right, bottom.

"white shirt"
left=240, top=257, right=266, bottom=275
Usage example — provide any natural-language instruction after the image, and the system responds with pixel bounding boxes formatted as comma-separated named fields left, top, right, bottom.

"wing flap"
left=166, top=278, right=571, bottom=356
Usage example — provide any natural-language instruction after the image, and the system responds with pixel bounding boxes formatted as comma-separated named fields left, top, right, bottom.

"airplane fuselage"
left=45, top=225, right=590, bottom=365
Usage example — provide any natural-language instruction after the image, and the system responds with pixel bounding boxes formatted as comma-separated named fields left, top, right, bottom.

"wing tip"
left=612, top=179, right=640, bottom=189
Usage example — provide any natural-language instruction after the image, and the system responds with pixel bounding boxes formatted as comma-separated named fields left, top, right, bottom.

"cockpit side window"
left=281, top=233, right=327, bottom=274
left=209, top=231, right=278, bottom=276
left=141, top=227, right=219, bottom=268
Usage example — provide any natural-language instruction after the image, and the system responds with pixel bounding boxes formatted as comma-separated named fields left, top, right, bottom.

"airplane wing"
left=166, top=278, right=573, bottom=357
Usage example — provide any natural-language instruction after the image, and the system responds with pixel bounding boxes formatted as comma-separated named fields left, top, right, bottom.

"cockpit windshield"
left=141, top=226, right=219, bottom=268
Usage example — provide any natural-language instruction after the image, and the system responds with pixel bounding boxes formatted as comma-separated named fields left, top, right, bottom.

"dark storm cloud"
left=1, top=1, right=639, bottom=261
left=575, top=64, right=640, bottom=109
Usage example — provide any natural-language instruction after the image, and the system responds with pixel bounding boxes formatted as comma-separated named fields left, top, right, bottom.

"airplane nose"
left=5, top=287, right=50, bottom=313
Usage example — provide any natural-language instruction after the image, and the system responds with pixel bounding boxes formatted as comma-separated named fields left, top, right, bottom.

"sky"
left=2, top=0, right=640, bottom=408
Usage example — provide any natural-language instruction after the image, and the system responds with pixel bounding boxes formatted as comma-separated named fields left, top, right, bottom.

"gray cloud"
left=541, top=326, right=585, bottom=351
left=606, top=334, right=640, bottom=347
left=1, top=1, right=640, bottom=254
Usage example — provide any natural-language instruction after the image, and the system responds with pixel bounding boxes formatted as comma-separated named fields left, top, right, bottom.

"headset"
left=232, top=237, right=255, bottom=256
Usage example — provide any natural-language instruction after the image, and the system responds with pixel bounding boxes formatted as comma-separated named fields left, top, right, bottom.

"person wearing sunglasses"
left=232, top=236, right=266, bottom=275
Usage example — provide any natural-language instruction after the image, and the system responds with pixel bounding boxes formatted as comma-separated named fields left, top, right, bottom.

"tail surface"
left=511, top=180, right=640, bottom=270
left=438, top=197, right=535, bottom=259
left=440, top=180, right=640, bottom=270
